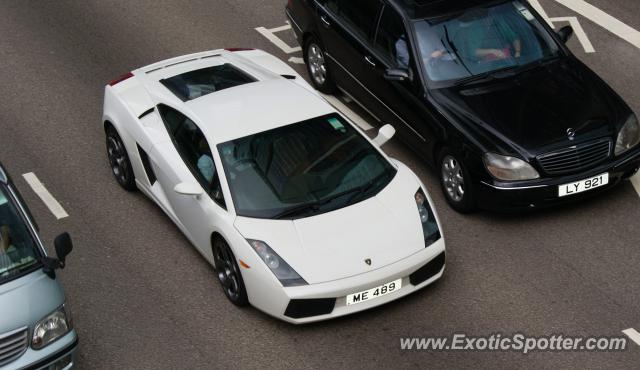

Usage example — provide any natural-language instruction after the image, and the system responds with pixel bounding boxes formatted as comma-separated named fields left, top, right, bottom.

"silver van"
left=0, top=164, right=77, bottom=369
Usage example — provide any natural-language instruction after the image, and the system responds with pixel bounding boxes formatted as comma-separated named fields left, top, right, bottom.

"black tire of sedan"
left=212, top=237, right=249, bottom=307
left=106, top=126, right=136, bottom=191
left=438, top=148, right=476, bottom=213
left=305, top=37, right=336, bottom=94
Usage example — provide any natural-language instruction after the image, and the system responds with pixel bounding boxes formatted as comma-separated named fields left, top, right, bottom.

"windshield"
left=413, top=1, right=560, bottom=83
left=218, top=114, right=397, bottom=219
left=0, top=186, right=39, bottom=283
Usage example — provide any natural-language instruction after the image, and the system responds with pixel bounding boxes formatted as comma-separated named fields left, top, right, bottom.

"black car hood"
left=431, top=58, right=629, bottom=158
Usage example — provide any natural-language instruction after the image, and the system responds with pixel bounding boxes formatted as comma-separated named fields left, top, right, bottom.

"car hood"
left=0, top=269, right=65, bottom=334
left=432, top=58, right=628, bottom=157
left=233, top=166, right=427, bottom=284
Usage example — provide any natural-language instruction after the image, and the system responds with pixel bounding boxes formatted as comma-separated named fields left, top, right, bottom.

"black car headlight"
left=247, top=239, right=308, bottom=287
left=483, top=153, right=540, bottom=181
left=32, top=304, right=72, bottom=350
left=415, top=189, right=441, bottom=246
left=615, top=114, right=640, bottom=156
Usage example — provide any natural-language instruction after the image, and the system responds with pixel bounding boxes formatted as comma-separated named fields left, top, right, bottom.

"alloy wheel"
left=442, top=155, right=465, bottom=203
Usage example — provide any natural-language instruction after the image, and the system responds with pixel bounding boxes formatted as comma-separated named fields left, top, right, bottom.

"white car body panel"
left=101, top=49, right=446, bottom=323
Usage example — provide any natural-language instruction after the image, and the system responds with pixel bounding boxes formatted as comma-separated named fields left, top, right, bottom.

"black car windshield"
left=218, top=114, right=397, bottom=219
left=0, top=186, right=39, bottom=283
left=413, top=1, right=560, bottom=83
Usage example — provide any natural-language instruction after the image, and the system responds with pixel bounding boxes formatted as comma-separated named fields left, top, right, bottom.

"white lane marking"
left=529, top=0, right=595, bottom=52
left=555, top=0, right=640, bottom=50
left=622, top=328, right=640, bottom=346
left=255, top=26, right=301, bottom=54
left=552, top=16, right=596, bottom=52
left=288, top=56, right=304, bottom=64
left=321, top=93, right=374, bottom=131
left=631, top=173, right=640, bottom=197
left=22, top=173, right=69, bottom=220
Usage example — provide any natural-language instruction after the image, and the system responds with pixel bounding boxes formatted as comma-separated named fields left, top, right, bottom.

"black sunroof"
left=160, top=63, right=256, bottom=102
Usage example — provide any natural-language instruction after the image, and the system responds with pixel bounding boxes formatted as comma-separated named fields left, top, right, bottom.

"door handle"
left=364, top=55, right=376, bottom=68
left=320, top=15, right=331, bottom=28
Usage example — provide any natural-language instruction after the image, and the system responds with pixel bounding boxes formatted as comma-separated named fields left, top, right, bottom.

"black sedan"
left=286, top=0, right=640, bottom=212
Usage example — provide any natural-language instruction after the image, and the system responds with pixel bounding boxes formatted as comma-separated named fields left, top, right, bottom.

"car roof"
left=186, top=78, right=335, bottom=144
left=390, top=0, right=507, bottom=19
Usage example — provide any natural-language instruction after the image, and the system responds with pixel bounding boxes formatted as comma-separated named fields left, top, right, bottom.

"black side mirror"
left=54, top=232, right=73, bottom=267
left=384, top=68, right=412, bottom=82
left=557, top=25, right=573, bottom=44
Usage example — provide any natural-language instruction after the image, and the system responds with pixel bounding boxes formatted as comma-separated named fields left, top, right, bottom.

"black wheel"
left=438, top=148, right=476, bottom=213
left=305, top=37, right=336, bottom=94
left=212, top=237, right=249, bottom=306
left=106, top=126, right=136, bottom=191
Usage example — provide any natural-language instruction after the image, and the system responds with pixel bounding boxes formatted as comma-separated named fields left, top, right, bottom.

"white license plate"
left=346, top=279, right=402, bottom=306
left=558, top=173, right=609, bottom=197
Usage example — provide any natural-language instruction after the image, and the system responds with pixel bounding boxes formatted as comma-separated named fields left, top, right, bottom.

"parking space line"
left=555, top=0, right=640, bottom=49
left=622, top=328, right=640, bottom=346
left=255, top=26, right=301, bottom=54
left=321, top=93, right=374, bottom=131
left=22, top=172, right=69, bottom=219
left=631, top=173, right=640, bottom=197
left=529, top=0, right=595, bottom=52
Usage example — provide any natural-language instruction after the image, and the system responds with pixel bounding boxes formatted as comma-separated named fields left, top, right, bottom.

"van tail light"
left=108, top=72, right=134, bottom=86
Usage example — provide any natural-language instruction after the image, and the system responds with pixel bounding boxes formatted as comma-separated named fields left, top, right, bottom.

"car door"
left=153, top=104, right=229, bottom=260
left=363, top=4, right=444, bottom=161
left=315, top=0, right=385, bottom=116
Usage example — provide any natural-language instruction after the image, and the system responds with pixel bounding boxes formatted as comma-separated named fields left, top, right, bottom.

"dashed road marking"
left=622, top=328, right=640, bottom=346
left=555, top=0, right=640, bottom=50
left=22, top=172, right=69, bottom=219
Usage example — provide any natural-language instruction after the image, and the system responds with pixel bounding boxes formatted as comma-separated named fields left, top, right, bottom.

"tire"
left=304, top=37, right=336, bottom=94
left=212, top=237, right=249, bottom=307
left=438, top=147, right=476, bottom=213
left=105, top=126, right=136, bottom=191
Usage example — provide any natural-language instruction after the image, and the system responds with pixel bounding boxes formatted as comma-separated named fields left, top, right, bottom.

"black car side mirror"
left=557, top=25, right=573, bottom=44
left=384, top=68, right=412, bottom=82
left=54, top=232, right=73, bottom=267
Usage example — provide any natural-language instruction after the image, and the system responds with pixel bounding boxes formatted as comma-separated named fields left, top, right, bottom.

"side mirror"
left=174, top=182, right=204, bottom=197
left=372, top=124, right=396, bottom=147
left=384, top=68, right=412, bottom=82
left=54, top=232, right=73, bottom=266
left=557, top=25, right=573, bottom=44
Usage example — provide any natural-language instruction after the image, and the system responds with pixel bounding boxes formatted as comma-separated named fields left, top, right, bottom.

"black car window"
left=326, top=0, right=383, bottom=39
left=375, top=6, right=410, bottom=68
left=160, top=64, right=256, bottom=102
left=157, top=105, right=226, bottom=208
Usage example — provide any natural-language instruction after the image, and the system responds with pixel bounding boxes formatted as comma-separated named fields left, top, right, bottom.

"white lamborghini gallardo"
left=101, top=48, right=445, bottom=323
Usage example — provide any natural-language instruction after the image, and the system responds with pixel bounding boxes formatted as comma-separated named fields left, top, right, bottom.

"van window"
left=325, top=0, right=383, bottom=39
left=0, top=186, right=39, bottom=283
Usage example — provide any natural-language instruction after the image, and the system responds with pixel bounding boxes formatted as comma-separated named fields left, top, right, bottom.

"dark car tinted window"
left=375, top=6, right=410, bottom=68
left=160, top=64, right=256, bottom=102
left=157, top=105, right=226, bottom=208
left=1, top=186, right=39, bottom=283
left=326, top=0, right=382, bottom=39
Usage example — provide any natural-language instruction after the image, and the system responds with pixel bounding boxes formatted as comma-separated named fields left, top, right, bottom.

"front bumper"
left=11, top=330, right=77, bottom=370
left=476, top=148, right=640, bottom=211
left=249, top=239, right=446, bottom=324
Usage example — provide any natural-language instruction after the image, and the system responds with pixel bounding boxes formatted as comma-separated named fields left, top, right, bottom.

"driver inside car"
left=0, top=225, right=13, bottom=269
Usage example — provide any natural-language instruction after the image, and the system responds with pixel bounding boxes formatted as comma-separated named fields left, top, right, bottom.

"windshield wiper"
left=272, top=186, right=367, bottom=220
left=345, top=171, right=391, bottom=205
left=455, top=55, right=561, bottom=87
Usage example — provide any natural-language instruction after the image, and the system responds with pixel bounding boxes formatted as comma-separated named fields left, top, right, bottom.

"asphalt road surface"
left=1, top=0, right=639, bottom=368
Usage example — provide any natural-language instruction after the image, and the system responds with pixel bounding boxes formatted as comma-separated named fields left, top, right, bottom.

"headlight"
left=247, top=240, right=307, bottom=287
left=32, top=304, right=72, bottom=350
left=615, top=114, right=640, bottom=156
left=415, top=189, right=441, bottom=246
left=483, top=153, right=540, bottom=181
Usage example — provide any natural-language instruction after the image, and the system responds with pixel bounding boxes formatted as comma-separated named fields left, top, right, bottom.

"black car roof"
left=390, top=0, right=508, bottom=19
